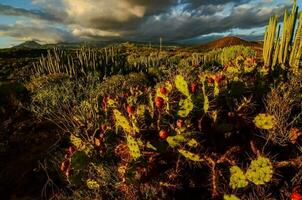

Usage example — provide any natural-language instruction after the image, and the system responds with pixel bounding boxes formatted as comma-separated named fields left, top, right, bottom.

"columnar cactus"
left=278, top=0, right=298, bottom=67
left=289, top=11, right=302, bottom=72
left=263, top=15, right=278, bottom=67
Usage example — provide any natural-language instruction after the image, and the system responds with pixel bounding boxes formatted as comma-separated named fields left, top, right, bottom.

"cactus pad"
left=113, top=109, right=133, bottom=134
left=167, top=135, right=188, bottom=148
left=253, top=113, right=276, bottom=130
left=178, top=97, right=194, bottom=117
left=224, top=194, right=240, bottom=200
left=127, top=135, right=141, bottom=160
left=175, top=75, right=190, bottom=97
left=178, top=149, right=203, bottom=162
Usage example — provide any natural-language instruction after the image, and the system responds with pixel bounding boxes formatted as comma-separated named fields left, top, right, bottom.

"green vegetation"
left=0, top=1, right=302, bottom=199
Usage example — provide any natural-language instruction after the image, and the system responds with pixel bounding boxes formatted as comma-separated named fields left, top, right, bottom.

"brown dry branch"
left=203, top=146, right=240, bottom=198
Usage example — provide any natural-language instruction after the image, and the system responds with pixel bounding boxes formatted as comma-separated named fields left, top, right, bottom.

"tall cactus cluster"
left=263, top=0, right=302, bottom=71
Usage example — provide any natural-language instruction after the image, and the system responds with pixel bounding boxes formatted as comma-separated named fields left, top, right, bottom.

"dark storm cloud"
left=138, top=3, right=289, bottom=42
left=0, top=0, right=294, bottom=44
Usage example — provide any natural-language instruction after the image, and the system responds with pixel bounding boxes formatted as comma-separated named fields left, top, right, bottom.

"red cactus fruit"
left=207, top=77, right=214, bottom=84
left=176, top=119, right=184, bottom=128
left=68, top=146, right=76, bottom=155
left=190, top=83, right=197, bottom=93
left=160, top=87, right=168, bottom=95
left=127, top=105, right=135, bottom=115
left=291, top=192, right=302, bottom=200
left=155, top=97, right=164, bottom=108
left=213, top=74, right=224, bottom=83
left=159, top=129, right=169, bottom=140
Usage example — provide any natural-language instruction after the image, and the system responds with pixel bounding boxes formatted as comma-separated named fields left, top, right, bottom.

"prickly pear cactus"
left=229, top=166, right=248, bottom=189
left=178, top=149, right=203, bottom=162
left=200, top=75, right=209, bottom=113
left=175, top=75, right=190, bottom=97
left=246, top=156, right=273, bottom=185
left=148, top=93, right=155, bottom=118
left=214, top=81, right=219, bottom=97
left=70, top=134, right=84, bottom=149
left=167, top=135, right=188, bottom=148
left=203, top=94, right=209, bottom=113
left=178, top=97, right=194, bottom=117
left=136, top=105, right=146, bottom=117
left=113, top=109, right=133, bottom=134
left=126, top=135, right=141, bottom=160
left=253, top=113, right=276, bottom=130
left=187, top=139, right=199, bottom=148
left=224, top=194, right=240, bottom=200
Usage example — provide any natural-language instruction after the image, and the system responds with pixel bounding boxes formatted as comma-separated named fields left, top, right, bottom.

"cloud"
left=0, top=0, right=295, bottom=44
left=138, top=3, right=289, bottom=41
left=0, top=20, right=76, bottom=43
left=0, top=3, right=59, bottom=22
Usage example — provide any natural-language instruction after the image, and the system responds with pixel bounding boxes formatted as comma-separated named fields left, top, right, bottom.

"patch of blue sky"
left=0, top=36, right=18, bottom=48
left=0, top=0, right=38, bottom=10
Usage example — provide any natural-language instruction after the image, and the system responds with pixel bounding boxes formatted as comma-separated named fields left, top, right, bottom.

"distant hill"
left=193, top=36, right=262, bottom=52
left=13, top=41, right=43, bottom=49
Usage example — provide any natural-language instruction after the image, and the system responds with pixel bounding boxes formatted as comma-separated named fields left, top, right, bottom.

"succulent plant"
left=223, top=194, right=240, bottom=200
left=86, top=179, right=100, bottom=190
left=126, top=135, right=141, bottom=160
left=175, top=74, right=190, bottom=97
left=167, top=135, right=189, bottom=148
left=245, top=156, right=273, bottom=185
left=229, top=166, right=248, bottom=189
left=178, top=97, right=194, bottom=117
left=253, top=113, right=276, bottom=130
left=113, top=109, right=133, bottom=134
left=178, top=149, right=203, bottom=162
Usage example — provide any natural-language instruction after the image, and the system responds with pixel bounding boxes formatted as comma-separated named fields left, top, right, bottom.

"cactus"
left=175, top=75, right=190, bottom=97
left=246, top=156, right=273, bottom=185
left=178, top=149, right=203, bottom=162
left=136, top=105, right=146, bottom=117
left=187, top=139, right=199, bottom=148
left=263, top=0, right=301, bottom=70
left=126, top=135, right=141, bottom=160
left=113, top=109, right=133, bottom=134
left=214, top=81, right=219, bottom=97
left=167, top=135, right=189, bottom=148
left=278, top=0, right=298, bottom=67
left=70, top=134, right=84, bottom=150
left=86, top=179, right=100, bottom=190
left=229, top=166, right=248, bottom=189
left=263, top=15, right=278, bottom=67
left=200, top=75, right=209, bottom=113
left=148, top=93, right=155, bottom=118
left=223, top=194, right=240, bottom=200
left=178, top=97, right=194, bottom=117
left=290, top=11, right=302, bottom=72
left=253, top=113, right=276, bottom=130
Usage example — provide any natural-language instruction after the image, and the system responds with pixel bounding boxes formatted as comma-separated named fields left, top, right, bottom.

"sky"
left=0, top=0, right=300, bottom=48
